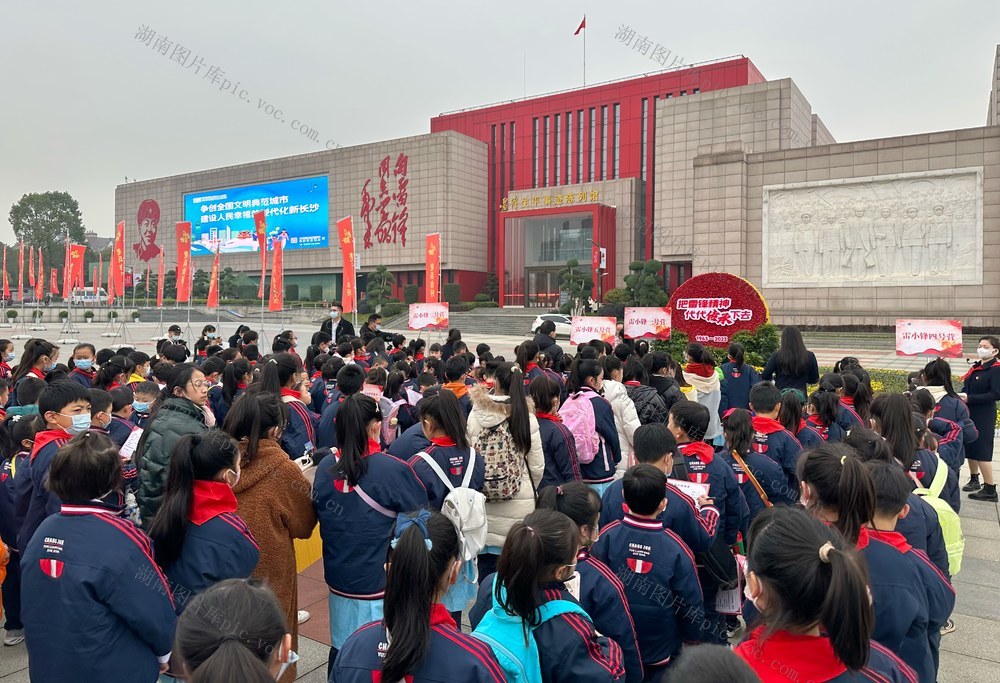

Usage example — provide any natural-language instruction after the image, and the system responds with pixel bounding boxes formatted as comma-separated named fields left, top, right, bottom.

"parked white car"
left=70, top=287, right=109, bottom=304
left=531, top=313, right=572, bottom=338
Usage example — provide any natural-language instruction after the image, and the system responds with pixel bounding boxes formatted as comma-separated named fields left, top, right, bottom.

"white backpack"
left=416, top=449, right=488, bottom=562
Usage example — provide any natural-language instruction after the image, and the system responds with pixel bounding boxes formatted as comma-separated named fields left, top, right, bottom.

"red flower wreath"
left=667, top=273, right=770, bottom=347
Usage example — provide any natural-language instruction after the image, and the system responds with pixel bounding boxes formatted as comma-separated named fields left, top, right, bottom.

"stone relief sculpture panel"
left=762, top=168, right=982, bottom=287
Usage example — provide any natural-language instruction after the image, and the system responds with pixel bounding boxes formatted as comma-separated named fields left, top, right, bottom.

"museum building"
left=115, top=47, right=1000, bottom=327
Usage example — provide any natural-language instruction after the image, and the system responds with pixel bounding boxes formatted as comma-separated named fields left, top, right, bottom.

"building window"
left=600, top=105, right=608, bottom=181
left=692, top=87, right=700, bottom=94
left=665, top=92, right=672, bottom=99
left=532, top=118, right=538, bottom=187
left=588, top=107, right=596, bottom=181
left=640, top=98, right=648, bottom=182
left=577, top=110, right=584, bottom=182
left=499, top=122, right=506, bottom=201
left=680, top=90, right=686, bottom=96
left=613, top=103, right=620, bottom=180
left=565, top=111, right=572, bottom=185
left=554, top=114, right=561, bottom=187
left=543, top=115, right=550, bottom=187
left=509, top=121, right=515, bottom=188
left=417, top=271, right=424, bottom=287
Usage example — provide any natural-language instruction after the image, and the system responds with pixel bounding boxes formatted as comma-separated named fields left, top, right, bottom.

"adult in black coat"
left=761, top=326, right=819, bottom=393
left=962, top=335, right=1000, bottom=501
left=319, top=301, right=356, bottom=342
left=533, top=321, right=565, bottom=366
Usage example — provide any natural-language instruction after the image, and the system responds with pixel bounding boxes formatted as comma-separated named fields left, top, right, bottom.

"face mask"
left=74, top=359, right=93, bottom=371
left=99, top=415, right=111, bottom=430
left=277, top=650, right=300, bottom=680
left=133, top=401, right=150, bottom=413
left=224, top=468, right=240, bottom=488
left=43, top=362, right=57, bottom=372
left=375, top=324, right=382, bottom=331
left=4, top=352, right=14, bottom=363
left=743, top=574, right=760, bottom=610
left=62, top=413, right=93, bottom=435
left=330, top=311, right=340, bottom=319
left=978, top=347, right=996, bottom=360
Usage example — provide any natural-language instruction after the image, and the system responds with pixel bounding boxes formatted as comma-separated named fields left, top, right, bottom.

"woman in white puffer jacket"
left=601, top=355, right=641, bottom=477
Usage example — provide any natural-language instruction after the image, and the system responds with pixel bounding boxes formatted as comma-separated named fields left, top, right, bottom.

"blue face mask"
left=74, top=359, right=93, bottom=371
left=43, top=362, right=57, bottom=373
left=61, top=412, right=93, bottom=435
left=132, top=401, right=150, bottom=413
left=4, top=352, right=14, bottom=363
left=330, top=310, right=340, bottom=319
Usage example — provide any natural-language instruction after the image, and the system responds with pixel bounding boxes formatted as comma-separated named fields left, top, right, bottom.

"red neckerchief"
left=807, top=414, right=828, bottom=429
left=679, top=441, right=714, bottom=464
left=236, top=383, right=248, bottom=389
left=963, top=357, right=998, bottom=381
left=107, top=382, right=122, bottom=390
left=280, top=387, right=303, bottom=402
left=71, top=367, right=96, bottom=379
left=685, top=362, right=715, bottom=377
left=751, top=416, right=785, bottom=435
left=415, top=353, right=425, bottom=361
left=855, top=526, right=871, bottom=550
left=798, top=419, right=809, bottom=433
left=841, top=396, right=855, bottom=406
left=624, top=381, right=641, bottom=387
left=429, top=603, right=457, bottom=629
left=188, top=480, right=238, bottom=525
left=867, top=528, right=912, bottom=553
left=736, top=627, right=846, bottom=683
left=29, top=367, right=46, bottom=380
left=536, top=412, right=562, bottom=422
left=312, top=371, right=322, bottom=380
left=430, top=436, right=457, bottom=447
left=525, top=362, right=540, bottom=374
left=367, top=438, right=381, bottom=456
left=30, top=429, right=73, bottom=462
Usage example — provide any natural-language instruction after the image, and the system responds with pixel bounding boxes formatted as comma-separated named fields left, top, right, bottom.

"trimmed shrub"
left=442, top=283, right=461, bottom=305
left=403, top=285, right=419, bottom=304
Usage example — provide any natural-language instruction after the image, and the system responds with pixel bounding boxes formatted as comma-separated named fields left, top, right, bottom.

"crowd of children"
left=0, top=311, right=995, bottom=682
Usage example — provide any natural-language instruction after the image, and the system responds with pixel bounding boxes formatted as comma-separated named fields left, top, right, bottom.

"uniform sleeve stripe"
left=870, top=641, right=919, bottom=683
left=561, top=612, right=624, bottom=678
left=218, top=513, right=260, bottom=550
left=585, top=558, right=642, bottom=664
left=910, top=548, right=955, bottom=593
left=97, top=515, right=174, bottom=602
left=288, top=402, right=317, bottom=444
left=436, top=627, right=507, bottom=682
left=664, top=528, right=698, bottom=569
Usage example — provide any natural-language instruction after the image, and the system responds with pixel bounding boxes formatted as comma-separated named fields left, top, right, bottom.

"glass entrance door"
left=526, top=269, right=561, bottom=308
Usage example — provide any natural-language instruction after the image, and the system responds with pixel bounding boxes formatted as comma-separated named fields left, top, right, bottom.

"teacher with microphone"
left=961, top=335, right=1000, bottom=502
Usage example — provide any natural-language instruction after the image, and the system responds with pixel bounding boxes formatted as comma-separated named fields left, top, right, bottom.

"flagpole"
left=583, top=16, right=587, bottom=86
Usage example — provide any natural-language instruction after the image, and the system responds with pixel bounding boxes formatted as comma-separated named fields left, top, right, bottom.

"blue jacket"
left=836, top=398, right=864, bottom=432
left=677, top=442, right=749, bottom=545
left=408, top=442, right=485, bottom=511
left=720, top=447, right=796, bottom=521
left=207, top=386, right=243, bottom=426
left=794, top=421, right=824, bottom=449
left=15, top=429, right=72, bottom=552
left=130, top=410, right=152, bottom=429
left=718, top=362, right=760, bottom=413
left=895, top=492, right=950, bottom=578
left=387, top=422, right=432, bottom=460
left=576, top=550, right=644, bottom=683
left=536, top=414, right=580, bottom=489
left=313, top=446, right=428, bottom=598
left=21, top=501, right=177, bottom=682
left=280, top=392, right=319, bottom=459
left=332, top=604, right=507, bottom=682
left=309, top=374, right=327, bottom=414
left=317, top=394, right=345, bottom=449
left=162, top=482, right=260, bottom=615
left=0, top=450, right=28, bottom=547
left=592, top=515, right=704, bottom=666
left=806, top=414, right=845, bottom=443
left=600, top=478, right=719, bottom=554
left=933, top=393, right=978, bottom=444
left=862, top=528, right=954, bottom=683
left=108, top=415, right=138, bottom=448
left=68, top=367, right=96, bottom=389
left=909, top=448, right=960, bottom=513
left=575, top=388, right=621, bottom=484
left=750, top=416, right=803, bottom=494
left=928, top=416, right=964, bottom=473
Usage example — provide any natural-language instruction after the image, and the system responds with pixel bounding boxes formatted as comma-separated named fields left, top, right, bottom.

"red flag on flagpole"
left=113, top=221, right=125, bottom=299
left=92, top=266, right=98, bottom=294
left=2, top=248, right=9, bottom=300
left=28, top=246, right=35, bottom=288
left=574, top=15, right=586, bottom=34
left=156, top=252, right=164, bottom=307
left=268, top=238, right=283, bottom=312
left=62, top=241, right=71, bottom=299
left=35, top=251, right=43, bottom=301
left=175, top=222, right=192, bottom=303
left=50, top=268, right=58, bottom=295
left=206, top=246, right=220, bottom=308
left=254, top=211, right=268, bottom=298
left=336, top=217, right=356, bottom=312
left=17, top=242, right=24, bottom=302
left=68, top=245, right=86, bottom=292
left=425, top=233, right=441, bottom=303
left=98, top=252, right=103, bottom=292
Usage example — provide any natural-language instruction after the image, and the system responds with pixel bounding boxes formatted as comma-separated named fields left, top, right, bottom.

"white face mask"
left=978, top=347, right=996, bottom=360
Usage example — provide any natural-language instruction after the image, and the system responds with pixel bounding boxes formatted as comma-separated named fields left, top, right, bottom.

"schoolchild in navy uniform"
left=721, top=409, right=797, bottom=520
left=516, top=340, right=545, bottom=384
left=910, top=389, right=964, bottom=474
left=441, top=356, right=474, bottom=416
left=735, top=506, right=918, bottom=683
left=8, top=338, right=59, bottom=407
left=307, top=353, right=330, bottom=414
left=0, top=414, right=41, bottom=647
left=593, top=466, right=704, bottom=682
left=67, top=343, right=97, bottom=388
left=333, top=510, right=506, bottom=683
left=870, top=394, right=960, bottom=513
left=0, top=339, right=14, bottom=380
left=93, top=355, right=133, bottom=392
left=778, top=388, right=824, bottom=449
left=600, top=423, right=719, bottom=555
left=920, top=358, right=979, bottom=446
left=321, top=356, right=346, bottom=406
left=806, top=384, right=846, bottom=443
left=748, top=383, right=803, bottom=493
left=844, top=427, right=951, bottom=578
left=561, top=358, right=621, bottom=495
left=86, top=388, right=114, bottom=435
left=313, top=394, right=428, bottom=673
left=529, top=374, right=581, bottom=488
left=260, top=353, right=320, bottom=461
left=109, top=386, right=139, bottom=444
left=129, top=380, right=159, bottom=429
left=317, top=363, right=365, bottom=450
left=208, top=358, right=252, bottom=427
left=470, top=509, right=626, bottom=682
left=718, top=342, right=761, bottom=413
left=841, top=372, right=872, bottom=428
left=21, top=432, right=177, bottom=682
left=147, top=430, right=258, bottom=611
left=13, top=380, right=90, bottom=553
left=798, top=443, right=937, bottom=681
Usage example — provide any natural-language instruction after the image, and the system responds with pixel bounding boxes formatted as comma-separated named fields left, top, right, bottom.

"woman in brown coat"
left=225, top=391, right=317, bottom=682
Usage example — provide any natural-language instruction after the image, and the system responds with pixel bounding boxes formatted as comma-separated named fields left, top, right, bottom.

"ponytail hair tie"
left=556, top=485, right=563, bottom=495
left=840, top=455, right=847, bottom=465
left=818, top=541, right=835, bottom=563
left=524, top=525, right=535, bottom=536
left=391, top=509, right=433, bottom=551
left=268, top=358, right=278, bottom=364
left=511, top=365, right=522, bottom=373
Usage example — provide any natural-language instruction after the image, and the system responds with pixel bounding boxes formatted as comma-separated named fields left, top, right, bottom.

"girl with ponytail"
left=332, top=510, right=505, bottom=682
left=260, top=352, right=319, bottom=461
left=209, top=358, right=252, bottom=425
left=735, top=506, right=917, bottom=682
left=9, top=339, right=58, bottom=406
left=175, top=579, right=295, bottom=683
left=778, top=387, right=823, bottom=448
left=807, top=382, right=846, bottom=442
left=561, top=358, right=622, bottom=495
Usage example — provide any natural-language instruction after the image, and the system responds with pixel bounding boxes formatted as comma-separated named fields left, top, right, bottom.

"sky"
left=0, top=0, right=997, bottom=241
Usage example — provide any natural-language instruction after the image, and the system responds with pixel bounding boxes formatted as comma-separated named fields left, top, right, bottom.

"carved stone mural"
left=762, top=168, right=983, bottom=287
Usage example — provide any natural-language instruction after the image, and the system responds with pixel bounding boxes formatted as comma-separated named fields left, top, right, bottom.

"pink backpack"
left=559, top=391, right=599, bottom=464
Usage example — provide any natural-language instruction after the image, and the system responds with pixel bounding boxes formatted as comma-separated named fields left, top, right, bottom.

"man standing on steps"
left=320, top=300, right=355, bottom=342
left=533, top=320, right=565, bottom=365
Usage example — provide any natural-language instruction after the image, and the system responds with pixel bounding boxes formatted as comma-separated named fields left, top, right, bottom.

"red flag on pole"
left=98, top=252, right=103, bottom=292
left=207, top=245, right=220, bottom=308
left=268, top=238, right=283, bottom=312
left=2, top=247, right=9, bottom=300
left=336, top=217, right=356, bottom=312
left=35, top=250, right=43, bottom=301
left=254, top=211, right=267, bottom=298
left=68, top=245, right=86, bottom=292
left=156, top=252, right=164, bottom=307
left=425, top=233, right=441, bottom=303
left=28, top=246, right=35, bottom=288
left=113, top=221, right=125, bottom=299
left=176, top=222, right=192, bottom=303
left=17, top=242, right=24, bottom=302
left=574, top=15, right=586, bottom=35
left=62, top=241, right=71, bottom=299
left=591, top=242, right=601, bottom=300
left=50, top=268, right=58, bottom=295
left=92, top=266, right=98, bottom=294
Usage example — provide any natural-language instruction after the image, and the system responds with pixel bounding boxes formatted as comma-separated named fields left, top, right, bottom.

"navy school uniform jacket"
left=718, top=361, right=761, bottom=413
left=309, top=374, right=327, bottom=415
left=928, top=416, right=964, bottom=473
left=280, top=389, right=319, bottom=459
left=576, top=387, right=622, bottom=484
left=387, top=421, right=432, bottom=460
left=751, top=416, right=803, bottom=495
left=794, top=420, right=824, bottom=449
left=469, top=581, right=627, bottom=682
left=9, top=368, right=46, bottom=407
left=524, top=362, right=545, bottom=384
left=933, top=393, right=978, bottom=444
left=592, top=514, right=704, bottom=667
left=806, top=414, right=845, bottom=443
left=207, top=385, right=244, bottom=426
left=108, top=415, right=138, bottom=448
left=162, top=481, right=259, bottom=615
left=576, top=549, right=644, bottom=683
left=14, top=429, right=72, bottom=552
left=836, top=397, right=864, bottom=431
left=317, top=394, right=345, bottom=449
left=0, top=450, right=29, bottom=547
left=313, top=440, right=428, bottom=598
left=677, top=441, right=749, bottom=545
left=721, top=447, right=796, bottom=521
left=599, top=477, right=719, bottom=554
left=21, top=500, right=177, bottom=682
left=130, top=409, right=152, bottom=429
left=859, top=529, right=955, bottom=681
left=736, top=628, right=918, bottom=683
left=68, top=367, right=96, bottom=389
left=536, top=413, right=581, bottom=488
left=864, top=528, right=954, bottom=683
left=895, top=492, right=950, bottom=578
left=407, top=440, right=486, bottom=511
left=332, top=603, right=507, bottom=683
left=909, top=448, right=960, bottom=513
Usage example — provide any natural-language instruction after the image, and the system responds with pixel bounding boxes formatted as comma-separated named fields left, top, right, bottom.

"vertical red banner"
left=50, top=268, right=58, bottom=295
left=35, top=250, right=43, bottom=301
left=336, top=216, right=356, bottom=312
left=425, top=233, right=440, bottom=303
left=207, top=246, right=220, bottom=308
left=176, top=221, right=192, bottom=303
left=2, top=247, right=9, bottom=300
left=98, top=252, right=103, bottom=291
left=62, top=242, right=71, bottom=298
left=17, top=242, right=24, bottom=302
left=254, top=210, right=267, bottom=298
left=156, top=253, right=164, bottom=307
left=92, top=266, right=97, bottom=293
left=268, top=238, right=283, bottom=312
left=69, top=245, right=86, bottom=292
left=28, top=246, right=35, bottom=288
left=113, top=221, right=125, bottom=298
left=591, top=243, right=601, bottom=300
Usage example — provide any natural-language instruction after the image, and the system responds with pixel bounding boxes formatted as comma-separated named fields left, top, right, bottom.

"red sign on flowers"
left=667, top=273, right=769, bottom=347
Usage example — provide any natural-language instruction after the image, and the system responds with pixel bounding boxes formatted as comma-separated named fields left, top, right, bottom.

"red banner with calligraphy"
left=2, top=248, right=9, bottom=300
left=112, top=221, right=125, bottom=299
left=50, top=268, right=58, bottom=296
left=34, top=250, right=43, bottom=301
left=157, top=252, right=164, bottom=307
left=17, top=242, right=24, bottom=302
left=61, top=242, right=71, bottom=299
left=667, top=273, right=770, bottom=347
left=176, top=221, right=192, bottom=303
left=336, top=216, right=356, bottom=312
left=67, top=245, right=86, bottom=291
left=570, top=316, right=617, bottom=345
left=254, top=210, right=267, bottom=299
left=268, top=238, right=283, bottom=312
left=591, top=243, right=601, bottom=300
left=895, top=319, right=963, bottom=358
left=425, top=233, right=440, bottom=303
left=207, top=247, right=220, bottom=308
left=408, top=303, right=449, bottom=330
left=28, top=246, right=35, bottom=288
left=624, top=307, right=672, bottom=340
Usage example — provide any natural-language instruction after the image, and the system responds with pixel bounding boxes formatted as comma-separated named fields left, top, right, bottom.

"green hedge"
left=652, top=324, right=780, bottom=368
left=403, top=285, right=419, bottom=305
left=442, top=284, right=461, bottom=306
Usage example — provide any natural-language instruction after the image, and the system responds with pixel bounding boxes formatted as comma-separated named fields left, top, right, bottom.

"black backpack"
left=671, top=458, right=739, bottom=590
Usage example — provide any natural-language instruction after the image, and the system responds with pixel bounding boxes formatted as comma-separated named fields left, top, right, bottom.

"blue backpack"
left=471, top=576, right=592, bottom=683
